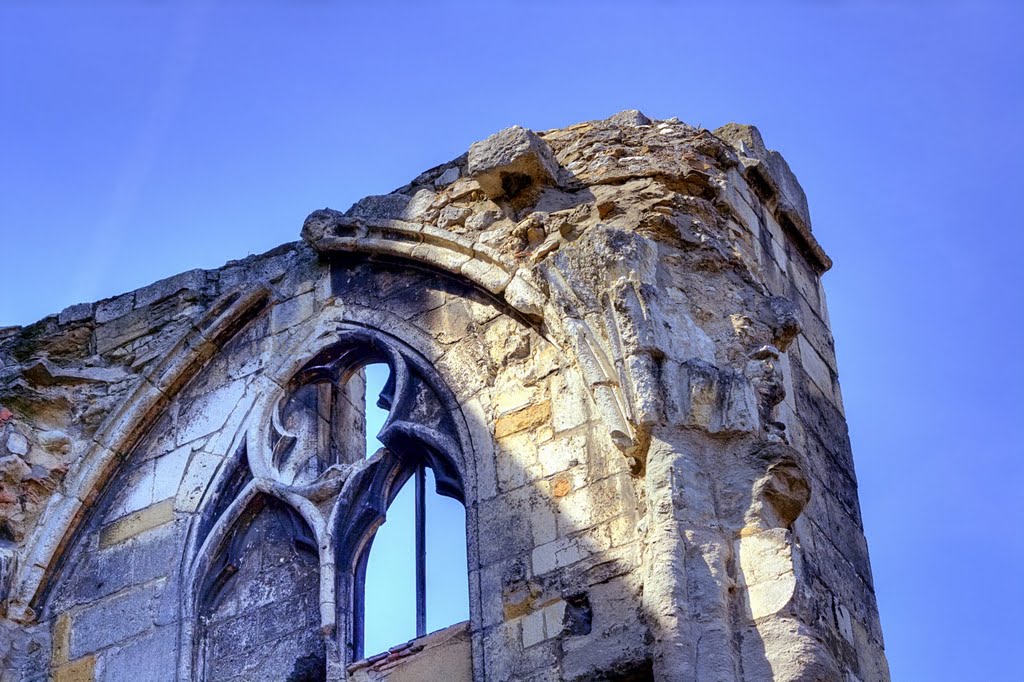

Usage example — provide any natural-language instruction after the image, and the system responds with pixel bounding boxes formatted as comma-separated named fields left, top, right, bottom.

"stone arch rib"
left=6, top=285, right=273, bottom=623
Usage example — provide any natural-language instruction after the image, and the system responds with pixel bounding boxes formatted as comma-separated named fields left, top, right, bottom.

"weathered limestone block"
left=735, top=528, right=797, bottom=620
left=0, top=111, right=887, bottom=682
left=348, top=622, right=472, bottom=682
left=715, top=125, right=811, bottom=232
left=468, top=125, right=560, bottom=200
left=714, top=123, right=830, bottom=274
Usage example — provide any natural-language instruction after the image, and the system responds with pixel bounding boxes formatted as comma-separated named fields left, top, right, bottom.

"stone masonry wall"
left=0, top=111, right=888, bottom=681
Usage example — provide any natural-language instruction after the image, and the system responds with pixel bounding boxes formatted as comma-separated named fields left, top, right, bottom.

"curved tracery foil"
left=186, top=325, right=467, bottom=675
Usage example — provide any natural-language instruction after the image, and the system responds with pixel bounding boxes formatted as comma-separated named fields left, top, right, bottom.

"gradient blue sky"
left=2, top=1, right=1022, bottom=678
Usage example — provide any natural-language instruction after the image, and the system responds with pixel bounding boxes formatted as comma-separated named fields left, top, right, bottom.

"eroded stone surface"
left=468, top=125, right=560, bottom=201
left=0, top=111, right=887, bottom=682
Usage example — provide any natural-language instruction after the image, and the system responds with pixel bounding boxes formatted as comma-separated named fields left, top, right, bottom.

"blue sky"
left=2, top=1, right=1022, bottom=678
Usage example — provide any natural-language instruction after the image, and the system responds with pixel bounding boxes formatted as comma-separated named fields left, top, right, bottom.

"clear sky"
left=2, top=1, right=1022, bottom=678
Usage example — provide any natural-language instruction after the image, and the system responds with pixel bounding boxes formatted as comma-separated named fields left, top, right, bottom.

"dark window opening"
left=364, top=362, right=389, bottom=459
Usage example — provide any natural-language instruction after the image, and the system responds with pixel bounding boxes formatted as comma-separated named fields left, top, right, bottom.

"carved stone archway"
left=180, top=324, right=475, bottom=679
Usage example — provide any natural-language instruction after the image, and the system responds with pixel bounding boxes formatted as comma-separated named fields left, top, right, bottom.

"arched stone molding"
left=5, top=285, right=273, bottom=623
left=303, top=212, right=656, bottom=462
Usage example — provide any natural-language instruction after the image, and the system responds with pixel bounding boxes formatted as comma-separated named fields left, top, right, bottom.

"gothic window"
left=186, top=327, right=472, bottom=678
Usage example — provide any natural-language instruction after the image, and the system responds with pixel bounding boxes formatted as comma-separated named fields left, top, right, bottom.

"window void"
left=360, top=364, right=469, bottom=659
left=363, top=363, right=390, bottom=458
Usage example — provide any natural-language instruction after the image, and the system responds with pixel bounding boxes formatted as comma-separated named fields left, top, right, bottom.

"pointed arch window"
left=183, top=326, right=474, bottom=678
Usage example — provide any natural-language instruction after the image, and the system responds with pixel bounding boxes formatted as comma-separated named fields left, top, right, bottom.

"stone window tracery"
left=184, top=326, right=472, bottom=679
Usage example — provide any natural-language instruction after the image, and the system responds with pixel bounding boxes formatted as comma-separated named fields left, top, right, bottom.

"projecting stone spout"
left=467, top=125, right=561, bottom=200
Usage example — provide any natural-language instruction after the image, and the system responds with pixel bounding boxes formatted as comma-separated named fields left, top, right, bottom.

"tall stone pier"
left=0, top=111, right=888, bottom=681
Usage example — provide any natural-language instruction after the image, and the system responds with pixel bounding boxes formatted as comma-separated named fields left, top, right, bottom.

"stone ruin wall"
left=0, top=111, right=889, bottom=681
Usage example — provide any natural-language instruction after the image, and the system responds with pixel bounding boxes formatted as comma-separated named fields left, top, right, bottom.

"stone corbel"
left=673, top=358, right=762, bottom=436
left=734, top=443, right=812, bottom=621
left=733, top=442, right=841, bottom=679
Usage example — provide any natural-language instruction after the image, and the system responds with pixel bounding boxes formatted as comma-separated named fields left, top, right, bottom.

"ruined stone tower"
left=0, top=111, right=888, bottom=681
